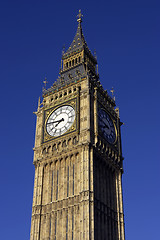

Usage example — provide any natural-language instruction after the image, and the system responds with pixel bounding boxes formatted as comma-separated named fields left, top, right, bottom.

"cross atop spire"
left=77, top=9, right=83, bottom=23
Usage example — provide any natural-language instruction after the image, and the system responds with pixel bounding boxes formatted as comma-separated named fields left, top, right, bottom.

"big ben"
left=30, top=10, right=125, bottom=240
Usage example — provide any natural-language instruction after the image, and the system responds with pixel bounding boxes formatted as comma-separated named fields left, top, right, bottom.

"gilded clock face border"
left=43, top=98, right=78, bottom=143
left=98, top=102, right=117, bottom=145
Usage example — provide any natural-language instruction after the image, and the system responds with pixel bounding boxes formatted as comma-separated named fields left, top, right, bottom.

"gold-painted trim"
left=43, top=98, right=78, bottom=143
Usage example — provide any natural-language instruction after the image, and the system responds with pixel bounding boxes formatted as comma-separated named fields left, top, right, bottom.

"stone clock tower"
left=30, top=10, right=125, bottom=240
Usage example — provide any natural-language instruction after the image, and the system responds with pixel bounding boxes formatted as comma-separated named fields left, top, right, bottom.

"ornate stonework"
left=30, top=10, right=125, bottom=240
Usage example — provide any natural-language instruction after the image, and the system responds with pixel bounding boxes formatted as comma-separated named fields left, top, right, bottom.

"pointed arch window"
left=73, top=164, right=75, bottom=195
left=66, top=214, right=68, bottom=240
left=67, top=166, right=69, bottom=197
left=72, top=212, right=74, bottom=240
left=56, top=170, right=59, bottom=200
left=51, top=170, right=54, bottom=202
left=49, top=215, right=52, bottom=240
left=54, top=216, right=57, bottom=240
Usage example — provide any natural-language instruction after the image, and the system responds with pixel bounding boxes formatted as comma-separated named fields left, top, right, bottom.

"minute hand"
left=55, top=118, right=64, bottom=127
left=101, top=119, right=109, bottom=129
left=47, top=118, right=64, bottom=125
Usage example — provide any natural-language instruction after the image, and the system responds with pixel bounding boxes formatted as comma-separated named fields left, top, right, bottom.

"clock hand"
left=55, top=118, right=64, bottom=127
left=101, top=119, right=109, bottom=129
left=47, top=118, right=64, bottom=125
left=103, top=124, right=109, bottom=129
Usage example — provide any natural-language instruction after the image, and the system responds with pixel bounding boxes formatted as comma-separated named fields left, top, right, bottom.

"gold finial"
left=115, top=107, right=120, bottom=118
left=38, top=97, right=41, bottom=111
left=110, top=87, right=115, bottom=100
left=77, top=9, right=83, bottom=23
left=43, top=77, right=48, bottom=89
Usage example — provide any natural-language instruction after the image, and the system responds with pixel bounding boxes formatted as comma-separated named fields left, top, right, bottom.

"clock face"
left=46, top=105, right=75, bottom=137
left=98, top=109, right=117, bottom=144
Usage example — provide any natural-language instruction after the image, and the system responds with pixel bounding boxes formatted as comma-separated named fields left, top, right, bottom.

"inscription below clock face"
left=98, top=109, right=117, bottom=144
left=46, top=105, right=75, bottom=137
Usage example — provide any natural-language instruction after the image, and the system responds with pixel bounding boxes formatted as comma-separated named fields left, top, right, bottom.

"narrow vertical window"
left=67, top=166, right=69, bottom=197
left=66, top=214, right=68, bottom=240
left=51, top=170, right=54, bottom=202
left=49, top=216, right=51, bottom=240
left=73, top=164, right=74, bottom=195
left=56, top=170, right=59, bottom=200
left=72, top=212, right=74, bottom=240
left=55, top=217, right=57, bottom=240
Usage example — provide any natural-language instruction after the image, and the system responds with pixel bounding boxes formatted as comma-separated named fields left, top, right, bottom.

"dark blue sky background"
left=0, top=0, right=160, bottom=239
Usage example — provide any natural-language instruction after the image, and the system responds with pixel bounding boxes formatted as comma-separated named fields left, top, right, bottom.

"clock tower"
left=30, top=10, right=125, bottom=240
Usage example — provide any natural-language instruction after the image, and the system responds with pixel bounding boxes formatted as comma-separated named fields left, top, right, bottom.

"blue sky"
left=0, top=0, right=160, bottom=239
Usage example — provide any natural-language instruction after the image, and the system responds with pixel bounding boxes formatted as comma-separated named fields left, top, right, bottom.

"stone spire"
left=63, top=10, right=94, bottom=60
left=43, top=10, right=98, bottom=97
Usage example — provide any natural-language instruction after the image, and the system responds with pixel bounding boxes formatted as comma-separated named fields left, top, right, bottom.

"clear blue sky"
left=0, top=0, right=160, bottom=239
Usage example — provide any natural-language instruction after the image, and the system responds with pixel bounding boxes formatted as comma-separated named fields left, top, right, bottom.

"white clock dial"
left=46, top=105, right=75, bottom=137
left=98, top=109, right=117, bottom=144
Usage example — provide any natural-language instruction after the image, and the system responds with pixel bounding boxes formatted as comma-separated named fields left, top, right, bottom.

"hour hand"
left=55, top=118, right=64, bottom=127
left=47, top=118, right=64, bottom=125
left=101, top=120, right=109, bottom=129
left=103, top=124, right=109, bottom=129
